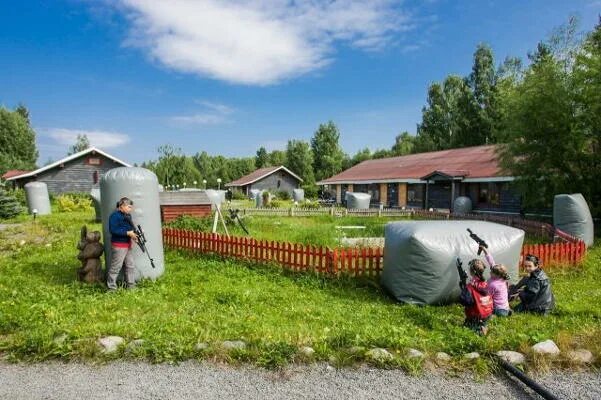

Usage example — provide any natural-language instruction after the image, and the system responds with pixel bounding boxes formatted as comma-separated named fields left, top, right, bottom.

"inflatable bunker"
left=381, top=220, right=525, bottom=305
left=554, top=193, right=594, bottom=247
left=345, top=192, right=371, bottom=209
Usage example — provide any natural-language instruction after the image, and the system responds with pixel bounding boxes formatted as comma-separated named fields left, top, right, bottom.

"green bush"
left=56, top=194, right=92, bottom=212
left=231, top=190, right=247, bottom=200
left=167, top=215, right=215, bottom=231
left=0, top=188, right=23, bottom=218
left=299, top=200, right=319, bottom=209
left=275, top=190, right=291, bottom=200
left=267, top=200, right=282, bottom=208
left=10, top=188, right=27, bottom=207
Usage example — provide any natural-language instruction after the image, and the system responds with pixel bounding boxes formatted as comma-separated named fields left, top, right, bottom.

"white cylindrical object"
left=24, top=182, right=51, bottom=215
left=100, top=167, right=164, bottom=281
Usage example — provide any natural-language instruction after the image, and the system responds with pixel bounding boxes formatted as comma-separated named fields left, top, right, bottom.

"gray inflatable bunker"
left=453, top=196, right=473, bottom=214
left=381, top=220, right=524, bottom=305
left=293, top=188, right=305, bottom=202
left=346, top=192, right=371, bottom=209
left=90, top=188, right=101, bottom=222
left=24, top=181, right=51, bottom=215
left=100, top=167, right=164, bottom=281
left=554, top=193, right=594, bottom=246
left=205, top=189, right=225, bottom=209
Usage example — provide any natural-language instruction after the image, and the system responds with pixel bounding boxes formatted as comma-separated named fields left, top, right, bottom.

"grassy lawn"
left=0, top=210, right=599, bottom=373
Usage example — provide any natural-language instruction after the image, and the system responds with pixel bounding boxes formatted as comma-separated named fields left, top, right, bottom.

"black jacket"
left=513, top=269, right=555, bottom=313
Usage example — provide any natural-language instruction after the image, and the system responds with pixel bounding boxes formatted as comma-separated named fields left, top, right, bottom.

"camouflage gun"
left=456, top=257, right=468, bottom=289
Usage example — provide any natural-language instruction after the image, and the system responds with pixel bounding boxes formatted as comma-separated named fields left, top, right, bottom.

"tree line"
left=2, top=16, right=599, bottom=215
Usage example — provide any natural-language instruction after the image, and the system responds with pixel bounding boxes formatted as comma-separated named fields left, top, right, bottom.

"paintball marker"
left=467, top=228, right=488, bottom=255
left=228, top=208, right=249, bottom=235
left=132, top=224, right=156, bottom=269
left=456, top=257, right=468, bottom=289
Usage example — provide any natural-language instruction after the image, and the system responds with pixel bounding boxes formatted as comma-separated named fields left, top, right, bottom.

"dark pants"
left=494, top=308, right=511, bottom=317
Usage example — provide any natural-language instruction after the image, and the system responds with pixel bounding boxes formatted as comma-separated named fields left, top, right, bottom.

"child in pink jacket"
left=480, top=246, right=511, bottom=316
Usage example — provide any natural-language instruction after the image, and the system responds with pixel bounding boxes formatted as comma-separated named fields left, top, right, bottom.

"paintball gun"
left=132, top=224, right=156, bottom=269
left=228, top=208, right=249, bottom=235
left=456, top=257, right=468, bottom=289
left=124, top=214, right=156, bottom=269
left=467, top=228, right=488, bottom=255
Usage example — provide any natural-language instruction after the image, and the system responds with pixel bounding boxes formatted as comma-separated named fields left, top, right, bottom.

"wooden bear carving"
left=77, top=225, right=104, bottom=283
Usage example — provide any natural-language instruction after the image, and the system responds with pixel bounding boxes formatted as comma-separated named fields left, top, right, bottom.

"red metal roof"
left=1, top=170, right=30, bottom=180
left=226, top=165, right=302, bottom=187
left=318, top=145, right=506, bottom=184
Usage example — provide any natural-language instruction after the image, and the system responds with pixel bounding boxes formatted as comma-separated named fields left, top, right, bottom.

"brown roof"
left=1, top=170, right=30, bottom=180
left=318, top=145, right=507, bottom=184
left=226, top=166, right=302, bottom=187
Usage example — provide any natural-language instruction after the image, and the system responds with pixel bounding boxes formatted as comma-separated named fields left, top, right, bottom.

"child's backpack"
left=466, top=285, right=493, bottom=319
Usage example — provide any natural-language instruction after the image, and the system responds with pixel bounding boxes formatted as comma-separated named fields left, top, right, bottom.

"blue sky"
left=1, top=0, right=600, bottom=166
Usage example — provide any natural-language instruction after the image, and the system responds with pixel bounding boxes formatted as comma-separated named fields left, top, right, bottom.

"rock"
left=567, top=349, right=594, bottom=364
left=365, top=348, right=393, bottom=361
left=53, top=333, right=68, bottom=345
left=299, top=346, right=315, bottom=357
left=194, top=342, right=209, bottom=351
left=532, top=340, right=560, bottom=356
left=126, top=339, right=145, bottom=351
left=19, top=240, right=26, bottom=246
left=496, top=350, right=526, bottom=365
left=464, top=352, right=480, bottom=360
left=98, top=336, right=124, bottom=353
left=407, top=348, right=424, bottom=359
left=436, top=352, right=451, bottom=362
left=348, top=346, right=365, bottom=355
left=325, top=364, right=336, bottom=372
left=45, top=243, right=52, bottom=247
left=222, top=340, right=246, bottom=351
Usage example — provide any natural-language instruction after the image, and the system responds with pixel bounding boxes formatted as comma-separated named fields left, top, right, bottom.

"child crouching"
left=460, top=259, right=494, bottom=335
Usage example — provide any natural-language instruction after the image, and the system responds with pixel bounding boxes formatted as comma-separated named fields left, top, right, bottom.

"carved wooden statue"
left=77, top=225, right=104, bottom=283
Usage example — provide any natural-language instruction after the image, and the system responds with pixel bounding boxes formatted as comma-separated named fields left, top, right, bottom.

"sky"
left=1, top=0, right=600, bottom=166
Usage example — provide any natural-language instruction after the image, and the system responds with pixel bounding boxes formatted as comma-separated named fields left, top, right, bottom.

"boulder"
left=436, top=352, right=452, bottom=362
left=567, top=349, right=594, bottom=364
left=222, top=340, right=246, bottom=351
left=366, top=348, right=393, bottom=361
left=532, top=340, right=560, bottom=356
left=98, top=336, right=124, bottom=353
left=464, top=352, right=480, bottom=360
left=299, top=346, right=315, bottom=357
left=496, top=350, right=526, bottom=365
left=407, top=348, right=424, bottom=359
left=194, top=342, right=209, bottom=351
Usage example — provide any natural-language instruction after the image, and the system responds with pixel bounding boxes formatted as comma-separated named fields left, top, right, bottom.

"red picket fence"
left=520, top=241, right=587, bottom=268
left=163, top=227, right=586, bottom=277
left=162, top=228, right=383, bottom=277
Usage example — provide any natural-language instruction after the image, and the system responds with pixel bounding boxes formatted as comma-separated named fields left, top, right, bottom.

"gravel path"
left=0, top=361, right=599, bottom=400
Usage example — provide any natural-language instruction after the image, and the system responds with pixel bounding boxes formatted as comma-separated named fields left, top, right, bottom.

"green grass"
left=0, top=211, right=599, bottom=373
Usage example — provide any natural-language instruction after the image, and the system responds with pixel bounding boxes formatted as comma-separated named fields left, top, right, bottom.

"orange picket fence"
left=163, top=227, right=586, bottom=276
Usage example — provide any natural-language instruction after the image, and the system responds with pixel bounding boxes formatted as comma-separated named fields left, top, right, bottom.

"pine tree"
left=0, top=185, right=23, bottom=219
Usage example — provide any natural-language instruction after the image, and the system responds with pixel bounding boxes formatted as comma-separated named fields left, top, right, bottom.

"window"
left=478, top=183, right=501, bottom=206
left=277, top=180, right=281, bottom=189
left=93, top=171, right=99, bottom=184
left=87, top=157, right=102, bottom=165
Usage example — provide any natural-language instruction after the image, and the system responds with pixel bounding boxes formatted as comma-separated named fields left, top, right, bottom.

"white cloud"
left=170, top=100, right=234, bottom=126
left=46, top=128, right=130, bottom=148
left=116, top=0, right=412, bottom=85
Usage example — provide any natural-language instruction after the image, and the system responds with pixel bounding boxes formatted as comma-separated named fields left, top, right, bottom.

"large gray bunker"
left=381, top=220, right=524, bottom=305
left=100, top=167, right=164, bottom=281
left=346, top=192, right=371, bottom=209
left=24, top=181, right=52, bottom=215
left=553, top=193, right=594, bottom=247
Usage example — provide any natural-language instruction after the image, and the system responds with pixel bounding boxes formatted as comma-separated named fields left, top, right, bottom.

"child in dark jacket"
left=461, top=259, right=494, bottom=335
left=510, top=254, right=555, bottom=315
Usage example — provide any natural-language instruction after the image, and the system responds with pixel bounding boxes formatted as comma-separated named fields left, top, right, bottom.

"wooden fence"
left=163, top=227, right=586, bottom=277
left=163, top=228, right=383, bottom=277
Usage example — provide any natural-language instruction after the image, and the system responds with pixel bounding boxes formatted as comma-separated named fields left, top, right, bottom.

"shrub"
left=10, top=188, right=27, bottom=207
left=262, top=191, right=271, bottom=206
left=0, top=188, right=23, bottom=218
left=231, top=190, right=247, bottom=200
left=299, top=200, right=319, bottom=209
left=275, top=190, right=291, bottom=200
left=167, top=215, right=215, bottom=231
left=56, top=194, right=92, bottom=212
left=267, top=200, right=282, bottom=209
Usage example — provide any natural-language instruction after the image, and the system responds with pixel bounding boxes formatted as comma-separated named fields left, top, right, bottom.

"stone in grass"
left=53, top=333, right=68, bottom=346
left=194, top=342, right=210, bottom=352
left=222, top=340, right=246, bottom=351
left=532, top=340, right=560, bottom=356
left=436, top=352, right=452, bottom=362
left=348, top=346, right=365, bottom=355
left=366, top=348, right=393, bottom=361
left=407, top=349, right=424, bottom=359
left=299, top=346, right=315, bottom=357
left=98, top=336, right=125, bottom=353
left=496, top=351, right=526, bottom=365
left=464, top=352, right=480, bottom=360
left=567, top=349, right=594, bottom=364
left=325, top=364, right=336, bottom=372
